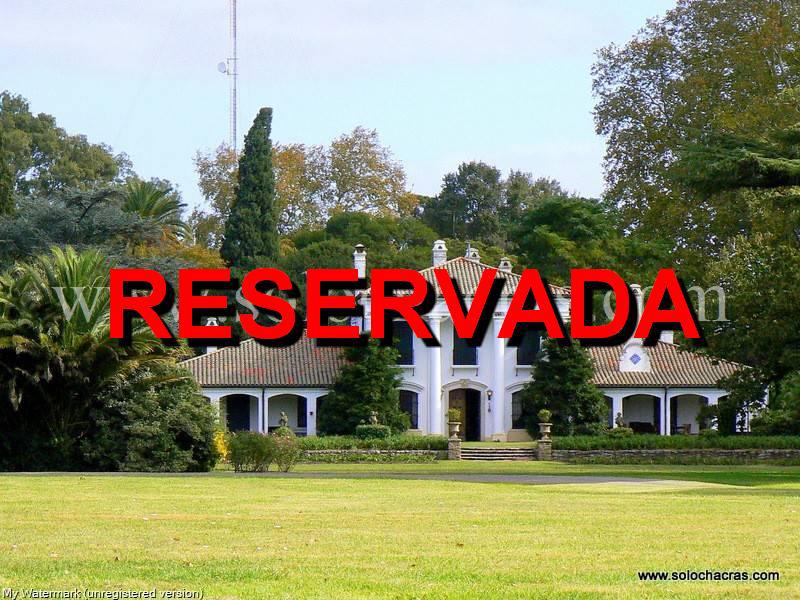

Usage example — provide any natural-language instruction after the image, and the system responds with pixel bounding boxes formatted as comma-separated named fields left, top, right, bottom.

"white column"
left=428, top=317, right=443, bottom=435
left=611, top=395, right=623, bottom=427
left=659, top=392, right=668, bottom=435
left=491, top=317, right=506, bottom=440
left=306, top=395, right=318, bottom=436
left=257, top=394, right=265, bottom=433
left=664, top=390, right=671, bottom=436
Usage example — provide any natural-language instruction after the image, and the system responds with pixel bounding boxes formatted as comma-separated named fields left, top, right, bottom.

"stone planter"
left=448, top=421, right=461, bottom=439
left=538, top=422, right=552, bottom=442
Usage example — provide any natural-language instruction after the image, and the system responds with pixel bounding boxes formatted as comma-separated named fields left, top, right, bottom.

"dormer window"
left=395, top=320, right=414, bottom=365
left=453, top=334, right=478, bottom=365
left=516, top=330, right=541, bottom=366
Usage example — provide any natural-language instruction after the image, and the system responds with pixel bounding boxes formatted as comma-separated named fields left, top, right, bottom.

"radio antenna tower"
left=217, top=0, right=238, bottom=150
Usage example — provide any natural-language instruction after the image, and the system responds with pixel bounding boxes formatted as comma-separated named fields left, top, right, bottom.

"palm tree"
left=0, top=247, right=169, bottom=459
left=121, top=180, right=190, bottom=241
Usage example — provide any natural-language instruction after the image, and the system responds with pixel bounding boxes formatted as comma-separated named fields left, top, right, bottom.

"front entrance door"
left=449, top=388, right=482, bottom=441
left=226, top=395, right=251, bottom=432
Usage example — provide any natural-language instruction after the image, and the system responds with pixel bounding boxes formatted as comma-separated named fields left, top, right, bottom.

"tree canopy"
left=593, top=0, right=800, bottom=273
left=221, top=107, right=281, bottom=274
left=0, top=92, right=127, bottom=195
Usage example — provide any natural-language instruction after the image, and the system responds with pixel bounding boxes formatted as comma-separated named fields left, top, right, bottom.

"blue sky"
left=2, top=1, right=674, bottom=210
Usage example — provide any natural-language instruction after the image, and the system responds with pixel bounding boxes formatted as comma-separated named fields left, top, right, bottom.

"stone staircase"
left=460, top=446, right=536, bottom=461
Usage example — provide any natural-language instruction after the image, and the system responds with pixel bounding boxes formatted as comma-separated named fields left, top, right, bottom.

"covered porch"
left=202, top=387, right=329, bottom=436
left=603, top=387, right=730, bottom=435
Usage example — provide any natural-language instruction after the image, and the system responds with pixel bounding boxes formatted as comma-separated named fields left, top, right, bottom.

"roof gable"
left=363, top=256, right=570, bottom=298
left=588, top=342, right=743, bottom=387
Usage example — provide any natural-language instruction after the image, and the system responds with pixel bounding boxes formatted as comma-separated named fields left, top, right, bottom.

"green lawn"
left=1, top=464, right=799, bottom=599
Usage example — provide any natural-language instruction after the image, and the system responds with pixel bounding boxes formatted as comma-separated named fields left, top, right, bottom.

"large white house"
left=184, top=240, right=743, bottom=441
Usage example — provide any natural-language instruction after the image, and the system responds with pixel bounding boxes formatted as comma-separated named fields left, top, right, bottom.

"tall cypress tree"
left=221, top=107, right=279, bottom=274
left=0, top=128, right=14, bottom=215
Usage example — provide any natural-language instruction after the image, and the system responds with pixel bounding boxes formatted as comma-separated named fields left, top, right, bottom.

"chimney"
left=630, top=284, right=644, bottom=322
left=465, top=242, right=480, bottom=262
left=498, top=257, right=512, bottom=273
left=660, top=330, right=674, bottom=344
left=432, top=239, right=447, bottom=267
left=353, top=244, right=366, bottom=278
left=205, top=317, right=219, bottom=354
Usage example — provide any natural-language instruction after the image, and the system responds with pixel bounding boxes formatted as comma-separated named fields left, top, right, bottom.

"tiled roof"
left=588, top=342, right=743, bottom=388
left=363, top=256, right=570, bottom=298
left=182, top=337, right=345, bottom=388
left=184, top=336, right=743, bottom=390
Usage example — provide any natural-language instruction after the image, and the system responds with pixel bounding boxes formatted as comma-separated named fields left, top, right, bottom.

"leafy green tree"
left=501, top=171, right=573, bottom=227
left=676, top=126, right=800, bottom=195
left=511, top=197, right=619, bottom=284
left=221, top=108, right=280, bottom=275
left=317, top=340, right=409, bottom=435
left=0, top=189, right=160, bottom=261
left=0, top=92, right=126, bottom=194
left=751, top=371, right=800, bottom=435
left=674, top=124, right=800, bottom=399
left=82, top=362, right=219, bottom=472
left=593, top=0, right=800, bottom=271
left=422, top=161, right=504, bottom=244
left=190, top=143, right=239, bottom=248
left=705, top=235, right=800, bottom=390
left=273, top=142, right=329, bottom=233
left=328, top=127, right=415, bottom=217
left=518, top=337, right=607, bottom=437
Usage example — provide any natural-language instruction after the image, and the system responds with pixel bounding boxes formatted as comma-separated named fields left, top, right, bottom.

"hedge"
left=552, top=434, right=800, bottom=450
left=298, top=434, right=447, bottom=451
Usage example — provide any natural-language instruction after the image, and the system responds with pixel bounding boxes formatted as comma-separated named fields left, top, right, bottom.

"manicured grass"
left=1, top=464, right=799, bottom=598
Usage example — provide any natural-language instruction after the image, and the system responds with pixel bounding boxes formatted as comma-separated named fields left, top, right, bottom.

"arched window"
left=399, top=390, right=419, bottom=429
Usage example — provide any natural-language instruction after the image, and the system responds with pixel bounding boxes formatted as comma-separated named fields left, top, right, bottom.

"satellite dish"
left=217, top=61, right=228, bottom=74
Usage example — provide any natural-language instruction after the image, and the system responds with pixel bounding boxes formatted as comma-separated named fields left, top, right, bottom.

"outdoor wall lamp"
left=487, top=389, right=493, bottom=413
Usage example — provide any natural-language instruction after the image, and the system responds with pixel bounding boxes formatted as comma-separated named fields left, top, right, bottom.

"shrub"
left=698, top=428, right=721, bottom=439
left=82, top=364, right=219, bottom=472
left=273, top=425, right=295, bottom=438
left=272, top=434, right=302, bottom=472
left=606, top=427, right=634, bottom=438
left=750, top=373, right=800, bottom=435
left=552, top=434, right=800, bottom=450
left=537, top=409, right=552, bottom=423
left=213, top=430, right=229, bottom=461
left=298, top=434, right=448, bottom=451
left=355, top=424, right=392, bottom=439
left=303, top=452, right=438, bottom=464
left=227, top=432, right=275, bottom=472
left=447, top=408, right=462, bottom=423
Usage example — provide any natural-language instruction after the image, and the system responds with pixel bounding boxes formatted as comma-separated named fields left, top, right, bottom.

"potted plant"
left=447, top=408, right=462, bottom=438
left=537, top=408, right=552, bottom=441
